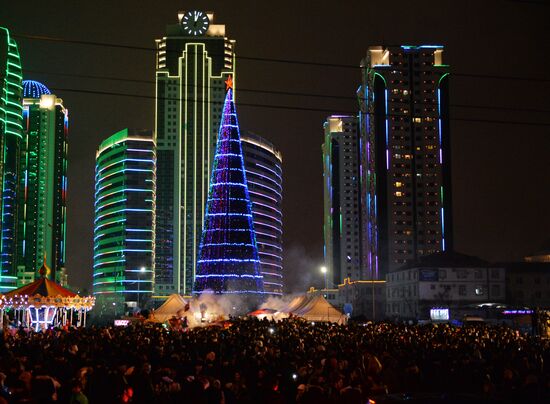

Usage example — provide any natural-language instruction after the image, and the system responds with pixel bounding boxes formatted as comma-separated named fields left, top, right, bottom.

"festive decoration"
left=0, top=258, right=94, bottom=331
left=22, top=80, right=51, bottom=98
left=194, top=86, right=265, bottom=296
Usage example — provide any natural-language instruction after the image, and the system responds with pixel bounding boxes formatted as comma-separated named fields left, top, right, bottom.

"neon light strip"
left=195, top=274, right=263, bottom=279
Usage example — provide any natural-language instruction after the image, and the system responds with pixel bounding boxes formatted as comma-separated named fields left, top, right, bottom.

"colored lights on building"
left=0, top=27, right=23, bottom=291
left=194, top=88, right=264, bottom=296
left=241, top=133, right=283, bottom=296
left=154, top=11, right=236, bottom=296
left=93, top=129, right=156, bottom=313
left=358, top=45, right=453, bottom=278
left=323, top=116, right=363, bottom=285
left=16, top=81, right=68, bottom=286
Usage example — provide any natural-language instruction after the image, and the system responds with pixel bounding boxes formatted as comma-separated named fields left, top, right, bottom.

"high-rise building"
left=194, top=85, right=264, bottom=299
left=16, top=80, right=68, bottom=286
left=0, top=27, right=23, bottom=292
left=322, top=116, right=363, bottom=286
left=154, top=10, right=235, bottom=296
left=358, top=45, right=452, bottom=279
left=93, top=129, right=155, bottom=313
left=241, top=133, right=283, bottom=296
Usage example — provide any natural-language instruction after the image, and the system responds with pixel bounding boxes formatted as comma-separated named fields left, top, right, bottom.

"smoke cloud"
left=283, top=244, right=324, bottom=293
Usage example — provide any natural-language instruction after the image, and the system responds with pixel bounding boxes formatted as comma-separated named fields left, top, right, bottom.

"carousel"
left=0, top=259, right=95, bottom=331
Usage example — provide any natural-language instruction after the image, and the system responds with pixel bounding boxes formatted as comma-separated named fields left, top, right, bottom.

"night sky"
left=1, top=0, right=549, bottom=292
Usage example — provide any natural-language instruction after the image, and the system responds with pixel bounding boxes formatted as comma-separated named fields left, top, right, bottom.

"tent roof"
left=5, top=277, right=77, bottom=298
left=265, top=294, right=347, bottom=324
left=150, top=294, right=188, bottom=323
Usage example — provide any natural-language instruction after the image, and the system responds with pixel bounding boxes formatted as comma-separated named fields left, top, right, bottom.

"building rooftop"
left=501, top=261, right=550, bottom=274
left=398, top=251, right=490, bottom=270
left=22, top=80, right=51, bottom=98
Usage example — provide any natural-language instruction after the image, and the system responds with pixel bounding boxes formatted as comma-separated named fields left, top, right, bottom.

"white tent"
left=149, top=294, right=189, bottom=323
left=260, top=295, right=347, bottom=324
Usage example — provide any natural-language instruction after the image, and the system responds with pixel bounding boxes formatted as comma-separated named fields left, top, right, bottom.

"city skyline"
left=1, top=1, right=549, bottom=291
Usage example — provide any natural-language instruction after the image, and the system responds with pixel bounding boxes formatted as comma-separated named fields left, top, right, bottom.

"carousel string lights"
left=0, top=256, right=95, bottom=331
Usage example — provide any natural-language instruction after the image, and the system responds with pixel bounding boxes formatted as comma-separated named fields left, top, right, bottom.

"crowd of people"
left=0, top=318, right=548, bottom=403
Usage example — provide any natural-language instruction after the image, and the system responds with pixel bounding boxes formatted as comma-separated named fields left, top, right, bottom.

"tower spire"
left=193, top=88, right=264, bottom=297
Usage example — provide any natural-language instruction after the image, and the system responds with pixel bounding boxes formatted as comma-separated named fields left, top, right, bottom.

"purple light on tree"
left=194, top=77, right=265, bottom=296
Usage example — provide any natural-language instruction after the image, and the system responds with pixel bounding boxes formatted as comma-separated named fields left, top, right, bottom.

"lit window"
left=395, top=182, right=403, bottom=187
left=413, top=117, right=422, bottom=123
left=395, top=191, right=403, bottom=197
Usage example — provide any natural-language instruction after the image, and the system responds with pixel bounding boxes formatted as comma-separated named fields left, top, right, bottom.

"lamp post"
left=320, top=266, right=327, bottom=297
left=138, top=266, right=146, bottom=309
left=113, top=270, right=118, bottom=318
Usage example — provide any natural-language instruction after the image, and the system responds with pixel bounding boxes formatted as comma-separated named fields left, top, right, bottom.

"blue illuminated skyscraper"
left=93, top=129, right=156, bottom=314
left=241, top=133, right=283, bottom=296
left=194, top=82, right=264, bottom=297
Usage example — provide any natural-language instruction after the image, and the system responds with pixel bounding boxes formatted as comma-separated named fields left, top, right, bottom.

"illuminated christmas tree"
left=194, top=77, right=265, bottom=297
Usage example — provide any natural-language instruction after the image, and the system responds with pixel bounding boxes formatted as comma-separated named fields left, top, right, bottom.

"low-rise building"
left=505, top=262, right=550, bottom=309
left=385, top=252, right=505, bottom=321
left=307, top=278, right=386, bottom=320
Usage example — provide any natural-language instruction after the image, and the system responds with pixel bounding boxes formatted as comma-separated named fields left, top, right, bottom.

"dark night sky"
left=1, top=0, right=549, bottom=292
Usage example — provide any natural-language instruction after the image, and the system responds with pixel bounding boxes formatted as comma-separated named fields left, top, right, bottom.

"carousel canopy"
left=4, top=277, right=77, bottom=299
left=0, top=258, right=94, bottom=310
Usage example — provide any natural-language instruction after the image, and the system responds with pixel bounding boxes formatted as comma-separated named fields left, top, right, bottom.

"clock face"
left=181, top=11, right=210, bottom=36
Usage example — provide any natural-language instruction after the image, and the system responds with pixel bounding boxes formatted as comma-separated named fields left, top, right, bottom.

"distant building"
left=241, top=132, right=283, bottom=296
left=0, top=27, right=23, bottom=291
left=322, top=116, right=363, bottom=285
left=505, top=262, right=550, bottom=309
left=307, top=278, right=386, bottom=321
left=358, top=46, right=453, bottom=280
left=16, top=81, right=68, bottom=286
left=93, top=129, right=156, bottom=314
left=154, top=11, right=235, bottom=296
left=385, top=251, right=505, bottom=320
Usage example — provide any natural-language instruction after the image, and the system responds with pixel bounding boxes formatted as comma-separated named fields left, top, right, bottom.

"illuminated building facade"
left=358, top=45, right=453, bottom=279
left=93, top=129, right=155, bottom=313
left=241, top=132, right=283, bottom=296
left=322, top=116, right=363, bottom=285
left=0, top=27, right=23, bottom=292
left=16, top=81, right=68, bottom=286
left=194, top=86, right=264, bottom=298
left=154, top=10, right=235, bottom=296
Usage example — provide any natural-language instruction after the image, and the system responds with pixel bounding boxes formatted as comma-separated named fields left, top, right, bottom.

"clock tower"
left=154, top=12, right=236, bottom=297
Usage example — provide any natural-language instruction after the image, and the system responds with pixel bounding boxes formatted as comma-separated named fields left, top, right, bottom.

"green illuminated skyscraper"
left=15, top=81, right=68, bottom=286
left=0, top=27, right=23, bottom=292
left=154, top=10, right=235, bottom=296
left=93, top=129, right=155, bottom=314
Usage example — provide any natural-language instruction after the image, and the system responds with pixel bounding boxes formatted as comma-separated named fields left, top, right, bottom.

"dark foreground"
left=0, top=319, right=548, bottom=403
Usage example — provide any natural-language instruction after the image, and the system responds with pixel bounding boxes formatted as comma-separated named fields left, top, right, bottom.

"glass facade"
left=16, top=81, right=68, bottom=286
left=0, top=27, right=23, bottom=292
left=241, top=133, right=284, bottom=295
left=93, top=129, right=155, bottom=314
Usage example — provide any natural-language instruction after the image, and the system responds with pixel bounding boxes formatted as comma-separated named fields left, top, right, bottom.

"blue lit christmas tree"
left=194, top=77, right=265, bottom=297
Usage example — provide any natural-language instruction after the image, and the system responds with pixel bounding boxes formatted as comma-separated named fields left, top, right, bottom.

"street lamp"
left=138, top=266, right=146, bottom=309
left=320, top=266, right=328, bottom=297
